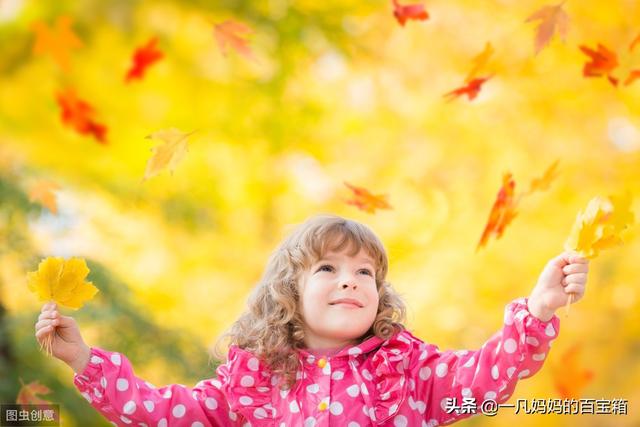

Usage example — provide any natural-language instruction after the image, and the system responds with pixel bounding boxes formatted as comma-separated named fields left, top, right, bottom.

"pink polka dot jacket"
left=73, top=297, right=560, bottom=426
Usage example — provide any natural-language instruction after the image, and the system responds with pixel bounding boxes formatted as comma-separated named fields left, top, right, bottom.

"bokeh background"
left=1, top=0, right=639, bottom=425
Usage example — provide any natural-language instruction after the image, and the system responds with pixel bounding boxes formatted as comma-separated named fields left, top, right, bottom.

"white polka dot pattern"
left=71, top=297, right=557, bottom=426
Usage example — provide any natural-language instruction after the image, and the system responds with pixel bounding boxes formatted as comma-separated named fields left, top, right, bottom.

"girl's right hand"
left=35, top=302, right=91, bottom=373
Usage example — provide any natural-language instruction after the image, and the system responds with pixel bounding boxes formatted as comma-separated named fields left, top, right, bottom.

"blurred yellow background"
left=0, top=0, right=638, bottom=425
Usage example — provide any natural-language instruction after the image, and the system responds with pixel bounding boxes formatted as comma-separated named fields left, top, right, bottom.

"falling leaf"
left=55, top=89, right=108, bottom=144
left=551, top=344, right=594, bottom=399
left=624, top=69, right=640, bottom=86
left=344, top=182, right=392, bottom=214
left=27, top=257, right=99, bottom=310
left=392, top=0, right=429, bottom=27
left=564, top=193, right=635, bottom=259
left=527, top=160, right=560, bottom=194
left=28, top=180, right=60, bottom=214
left=32, top=16, right=82, bottom=71
left=213, top=20, right=255, bottom=61
left=525, top=2, right=569, bottom=55
left=629, top=33, right=640, bottom=52
left=125, top=37, right=164, bottom=83
left=477, top=173, right=518, bottom=250
left=444, top=77, right=492, bottom=101
left=579, top=43, right=619, bottom=87
left=143, top=128, right=194, bottom=181
left=466, top=42, right=494, bottom=82
left=16, top=379, right=52, bottom=405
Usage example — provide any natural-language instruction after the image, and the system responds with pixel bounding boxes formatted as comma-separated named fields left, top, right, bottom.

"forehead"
left=318, top=248, right=375, bottom=265
left=314, top=233, right=377, bottom=265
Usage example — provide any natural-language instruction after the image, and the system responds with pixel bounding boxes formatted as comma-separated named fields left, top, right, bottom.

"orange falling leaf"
left=392, top=0, right=429, bottom=27
left=28, top=180, right=60, bottom=214
left=56, top=89, right=108, bottom=144
left=344, top=182, right=392, bottom=214
left=466, top=43, right=494, bottom=82
left=525, top=2, right=569, bottom=55
left=16, top=379, right=52, bottom=405
left=624, top=69, right=640, bottom=86
left=476, top=173, right=518, bottom=250
left=125, top=37, right=164, bottom=83
left=32, top=16, right=83, bottom=71
left=444, top=77, right=492, bottom=101
left=629, top=33, right=640, bottom=52
left=526, top=160, right=560, bottom=195
left=213, top=20, right=255, bottom=61
left=579, top=43, right=619, bottom=86
left=551, top=344, right=594, bottom=399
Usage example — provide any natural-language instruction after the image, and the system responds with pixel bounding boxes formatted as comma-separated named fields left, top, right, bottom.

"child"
left=35, top=214, right=588, bottom=426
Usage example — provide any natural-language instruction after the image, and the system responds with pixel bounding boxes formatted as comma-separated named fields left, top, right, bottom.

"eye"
left=359, top=269, right=373, bottom=276
left=317, top=264, right=334, bottom=272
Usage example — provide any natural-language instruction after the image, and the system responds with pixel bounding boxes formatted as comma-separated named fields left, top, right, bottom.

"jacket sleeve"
left=73, top=347, right=237, bottom=427
left=410, top=296, right=560, bottom=425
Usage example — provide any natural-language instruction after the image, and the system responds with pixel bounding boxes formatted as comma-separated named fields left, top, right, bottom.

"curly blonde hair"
left=212, top=214, right=407, bottom=389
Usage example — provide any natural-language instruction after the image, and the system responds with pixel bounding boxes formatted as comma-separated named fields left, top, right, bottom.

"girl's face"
left=298, top=244, right=379, bottom=349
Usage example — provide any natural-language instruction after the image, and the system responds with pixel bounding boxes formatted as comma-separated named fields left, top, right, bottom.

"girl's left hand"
left=529, top=251, right=589, bottom=318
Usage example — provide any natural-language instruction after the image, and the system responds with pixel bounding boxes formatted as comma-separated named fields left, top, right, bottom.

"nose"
left=341, top=281, right=357, bottom=290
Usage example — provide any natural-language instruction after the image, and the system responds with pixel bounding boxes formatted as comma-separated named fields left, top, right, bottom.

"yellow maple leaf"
left=142, top=128, right=194, bottom=181
left=527, top=159, right=560, bottom=195
left=27, top=257, right=99, bottom=310
left=28, top=180, right=60, bottom=214
left=564, top=193, right=635, bottom=259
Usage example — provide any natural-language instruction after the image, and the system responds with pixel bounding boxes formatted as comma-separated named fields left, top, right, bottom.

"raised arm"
left=35, top=302, right=236, bottom=426
left=73, top=347, right=236, bottom=426
left=410, top=297, right=560, bottom=425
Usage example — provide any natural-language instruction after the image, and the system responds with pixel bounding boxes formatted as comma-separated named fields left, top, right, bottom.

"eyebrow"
left=316, top=255, right=375, bottom=268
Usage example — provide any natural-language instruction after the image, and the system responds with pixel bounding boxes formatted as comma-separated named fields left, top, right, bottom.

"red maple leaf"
left=55, top=89, right=108, bottom=144
left=125, top=37, right=164, bottom=83
left=579, top=43, right=619, bottom=86
left=392, top=0, right=429, bottom=26
left=444, top=77, right=492, bottom=101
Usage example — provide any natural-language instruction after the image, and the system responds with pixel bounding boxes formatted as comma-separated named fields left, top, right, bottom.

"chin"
left=325, top=327, right=369, bottom=340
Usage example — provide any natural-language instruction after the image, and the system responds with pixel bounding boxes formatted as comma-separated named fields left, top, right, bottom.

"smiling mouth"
left=329, top=302, right=362, bottom=308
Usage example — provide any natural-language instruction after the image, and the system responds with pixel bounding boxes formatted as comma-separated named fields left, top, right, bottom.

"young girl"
left=34, top=214, right=589, bottom=426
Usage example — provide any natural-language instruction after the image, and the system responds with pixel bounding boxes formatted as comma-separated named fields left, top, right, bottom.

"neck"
left=303, top=336, right=358, bottom=351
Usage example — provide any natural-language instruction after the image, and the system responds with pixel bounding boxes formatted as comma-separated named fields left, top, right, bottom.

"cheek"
left=301, top=281, right=328, bottom=312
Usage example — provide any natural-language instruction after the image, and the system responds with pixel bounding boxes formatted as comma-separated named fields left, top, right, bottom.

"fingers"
left=41, top=302, right=57, bottom=312
left=549, top=253, right=571, bottom=268
left=562, top=272, right=587, bottom=286
left=568, top=253, right=589, bottom=264
left=35, top=317, right=59, bottom=331
left=37, top=307, right=59, bottom=322
left=35, top=326, right=52, bottom=341
left=562, top=263, right=589, bottom=275
left=34, top=318, right=54, bottom=342
left=35, top=306, right=61, bottom=343
left=550, top=251, right=589, bottom=267
left=564, top=283, right=585, bottom=303
left=564, top=282, right=584, bottom=293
